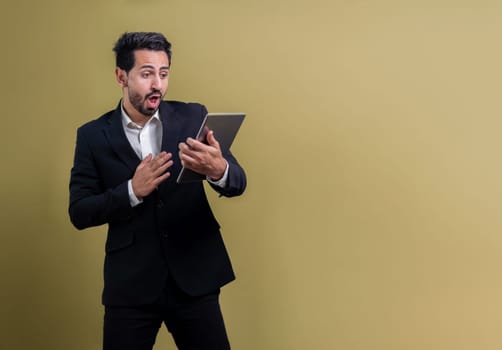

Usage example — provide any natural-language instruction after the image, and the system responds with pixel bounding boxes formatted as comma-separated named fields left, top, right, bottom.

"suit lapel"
left=159, top=102, right=187, bottom=189
left=159, top=102, right=182, bottom=154
left=103, top=103, right=141, bottom=173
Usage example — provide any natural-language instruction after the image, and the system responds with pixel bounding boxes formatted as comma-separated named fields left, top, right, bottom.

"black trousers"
left=103, top=279, right=230, bottom=350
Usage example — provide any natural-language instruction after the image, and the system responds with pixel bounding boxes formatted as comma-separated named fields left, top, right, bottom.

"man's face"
left=117, top=49, right=170, bottom=120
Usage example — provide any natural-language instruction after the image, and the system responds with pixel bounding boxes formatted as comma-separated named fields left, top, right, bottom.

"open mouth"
left=146, top=94, right=161, bottom=109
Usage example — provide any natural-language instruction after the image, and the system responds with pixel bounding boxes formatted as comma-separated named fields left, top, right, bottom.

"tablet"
left=176, top=112, right=246, bottom=183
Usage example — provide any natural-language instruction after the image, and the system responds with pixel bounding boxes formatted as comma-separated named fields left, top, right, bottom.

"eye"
left=142, top=72, right=151, bottom=78
left=160, top=72, right=169, bottom=79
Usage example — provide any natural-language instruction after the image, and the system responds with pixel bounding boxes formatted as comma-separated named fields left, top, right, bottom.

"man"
left=69, top=32, right=246, bottom=350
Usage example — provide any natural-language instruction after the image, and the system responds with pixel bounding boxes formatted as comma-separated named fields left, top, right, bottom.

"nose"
left=151, top=75, right=161, bottom=90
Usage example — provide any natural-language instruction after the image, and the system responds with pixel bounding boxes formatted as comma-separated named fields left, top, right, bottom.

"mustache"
left=146, top=90, right=162, bottom=99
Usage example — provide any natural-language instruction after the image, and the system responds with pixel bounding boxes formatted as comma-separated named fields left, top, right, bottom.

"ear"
left=115, top=68, right=128, bottom=87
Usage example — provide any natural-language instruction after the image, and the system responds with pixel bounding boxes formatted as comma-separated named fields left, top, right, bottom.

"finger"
left=179, top=142, right=199, bottom=157
left=152, top=151, right=170, bottom=162
left=149, top=152, right=172, bottom=171
left=156, top=152, right=172, bottom=165
left=186, top=138, right=207, bottom=151
left=180, top=151, right=206, bottom=171
left=178, top=142, right=190, bottom=152
left=153, top=160, right=173, bottom=176
left=179, top=151, right=198, bottom=165
left=179, top=144, right=202, bottom=161
left=137, top=153, right=153, bottom=170
left=142, top=153, right=153, bottom=163
left=153, top=151, right=168, bottom=161
left=153, top=171, right=171, bottom=187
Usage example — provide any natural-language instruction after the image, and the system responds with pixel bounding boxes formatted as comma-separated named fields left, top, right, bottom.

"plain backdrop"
left=1, top=1, right=502, bottom=349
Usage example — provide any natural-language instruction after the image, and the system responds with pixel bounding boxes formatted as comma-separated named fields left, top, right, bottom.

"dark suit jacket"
left=69, top=101, right=246, bottom=306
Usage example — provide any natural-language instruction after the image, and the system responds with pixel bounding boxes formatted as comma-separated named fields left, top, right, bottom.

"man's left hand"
left=178, top=130, right=227, bottom=181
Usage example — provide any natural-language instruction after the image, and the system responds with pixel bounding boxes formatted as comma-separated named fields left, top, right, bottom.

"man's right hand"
left=132, top=151, right=173, bottom=199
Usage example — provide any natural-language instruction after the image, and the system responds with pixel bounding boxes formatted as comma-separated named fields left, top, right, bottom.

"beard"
left=128, top=89, right=162, bottom=117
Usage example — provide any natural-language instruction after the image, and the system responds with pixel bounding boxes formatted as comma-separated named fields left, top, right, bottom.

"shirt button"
left=157, top=200, right=164, bottom=208
left=161, top=232, right=168, bottom=238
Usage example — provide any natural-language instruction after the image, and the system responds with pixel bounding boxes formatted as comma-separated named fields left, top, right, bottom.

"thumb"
left=207, top=130, right=218, bottom=146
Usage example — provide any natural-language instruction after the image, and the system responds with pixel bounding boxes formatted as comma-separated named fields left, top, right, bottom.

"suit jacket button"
left=162, top=232, right=168, bottom=238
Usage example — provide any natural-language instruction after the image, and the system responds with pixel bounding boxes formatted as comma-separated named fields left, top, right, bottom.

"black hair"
left=113, top=32, right=172, bottom=72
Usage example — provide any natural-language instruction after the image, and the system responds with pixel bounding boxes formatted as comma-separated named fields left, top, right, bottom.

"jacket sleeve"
left=210, top=150, right=247, bottom=197
left=68, top=126, right=133, bottom=230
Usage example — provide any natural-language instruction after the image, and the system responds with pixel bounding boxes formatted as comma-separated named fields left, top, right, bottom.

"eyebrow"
left=139, top=65, right=170, bottom=70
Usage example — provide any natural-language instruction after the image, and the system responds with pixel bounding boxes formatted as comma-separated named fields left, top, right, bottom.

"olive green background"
left=1, top=0, right=502, bottom=349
